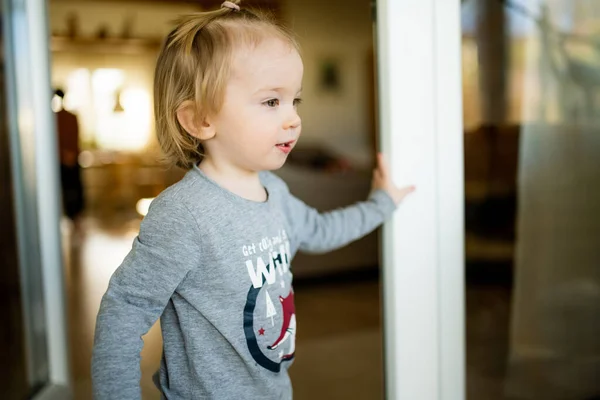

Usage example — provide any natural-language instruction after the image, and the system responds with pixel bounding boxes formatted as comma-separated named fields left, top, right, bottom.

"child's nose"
left=284, top=110, right=301, bottom=130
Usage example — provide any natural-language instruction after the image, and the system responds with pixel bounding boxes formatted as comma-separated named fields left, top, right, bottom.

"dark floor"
left=62, top=216, right=513, bottom=400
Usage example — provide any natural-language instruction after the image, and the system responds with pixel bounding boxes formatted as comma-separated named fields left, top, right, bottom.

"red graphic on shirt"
left=267, top=291, right=296, bottom=360
left=258, top=327, right=265, bottom=336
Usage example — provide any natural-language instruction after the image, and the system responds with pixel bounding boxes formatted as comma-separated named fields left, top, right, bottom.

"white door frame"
left=376, top=0, right=465, bottom=399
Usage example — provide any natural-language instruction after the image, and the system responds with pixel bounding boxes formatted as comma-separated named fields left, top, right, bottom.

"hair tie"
left=221, top=1, right=240, bottom=11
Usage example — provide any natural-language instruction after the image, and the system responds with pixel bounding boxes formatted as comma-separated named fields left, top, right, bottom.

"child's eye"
left=293, top=98, right=303, bottom=107
left=264, top=99, right=279, bottom=107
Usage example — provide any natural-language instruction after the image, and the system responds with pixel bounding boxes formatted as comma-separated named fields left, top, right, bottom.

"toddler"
left=91, top=1, right=414, bottom=398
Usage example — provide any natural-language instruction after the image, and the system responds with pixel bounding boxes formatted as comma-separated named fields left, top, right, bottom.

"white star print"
left=278, top=350, right=284, bottom=359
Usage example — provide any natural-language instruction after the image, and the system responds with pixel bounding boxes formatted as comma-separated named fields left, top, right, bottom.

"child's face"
left=206, top=38, right=303, bottom=173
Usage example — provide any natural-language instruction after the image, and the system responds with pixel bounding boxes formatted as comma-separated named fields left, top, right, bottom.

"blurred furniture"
left=81, top=150, right=186, bottom=219
left=464, top=124, right=519, bottom=264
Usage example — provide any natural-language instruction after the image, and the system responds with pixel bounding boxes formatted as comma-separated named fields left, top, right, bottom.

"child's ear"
left=176, top=101, right=216, bottom=141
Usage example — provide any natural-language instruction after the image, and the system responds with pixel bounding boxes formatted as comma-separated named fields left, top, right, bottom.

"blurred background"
left=1, top=0, right=599, bottom=399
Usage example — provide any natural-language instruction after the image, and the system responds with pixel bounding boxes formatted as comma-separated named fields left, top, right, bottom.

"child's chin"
left=260, top=158, right=288, bottom=171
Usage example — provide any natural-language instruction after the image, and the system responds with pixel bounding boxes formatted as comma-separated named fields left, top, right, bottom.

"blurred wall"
left=49, top=2, right=200, bottom=38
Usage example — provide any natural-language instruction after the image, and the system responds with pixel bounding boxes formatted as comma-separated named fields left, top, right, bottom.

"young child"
left=91, top=1, right=414, bottom=398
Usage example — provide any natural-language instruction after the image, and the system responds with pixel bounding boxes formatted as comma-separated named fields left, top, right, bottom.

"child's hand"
left=372, top=153, right=415, bottom=205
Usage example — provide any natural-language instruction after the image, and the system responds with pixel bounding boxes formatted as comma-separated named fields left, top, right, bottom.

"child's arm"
left=289, top=153, right=414, bottom=254
left=91, top=194, right=202, bottom=399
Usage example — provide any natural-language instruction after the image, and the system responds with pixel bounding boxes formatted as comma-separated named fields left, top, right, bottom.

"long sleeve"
left=288, top=189, right=397, bottom=254
left=91, top=194, right=202, bottom=399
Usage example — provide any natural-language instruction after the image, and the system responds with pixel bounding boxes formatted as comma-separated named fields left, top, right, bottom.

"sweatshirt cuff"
left=369, top=189, right=398, bottom=217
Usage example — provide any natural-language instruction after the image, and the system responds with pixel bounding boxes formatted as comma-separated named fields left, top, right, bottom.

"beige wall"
left=283, top=0, right=375, bottom=167
left=49, top=2, right=201, bottom=39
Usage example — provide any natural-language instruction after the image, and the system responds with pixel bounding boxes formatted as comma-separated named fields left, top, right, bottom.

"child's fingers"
left=398, top=185, right=416, bottom=198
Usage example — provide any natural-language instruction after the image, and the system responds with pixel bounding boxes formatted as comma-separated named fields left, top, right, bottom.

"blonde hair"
left=154, top=0, right=299, bottom=169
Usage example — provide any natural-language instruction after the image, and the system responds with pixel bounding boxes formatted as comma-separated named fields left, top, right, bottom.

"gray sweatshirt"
left=92, top=164, right=396, bottom=399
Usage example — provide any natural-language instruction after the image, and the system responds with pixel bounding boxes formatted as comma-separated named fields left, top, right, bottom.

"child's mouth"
left=276, top=140, right=295, bottom=154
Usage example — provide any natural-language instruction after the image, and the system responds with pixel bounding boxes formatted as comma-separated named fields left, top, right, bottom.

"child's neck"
left=198, top=158, right=267, bottom=202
